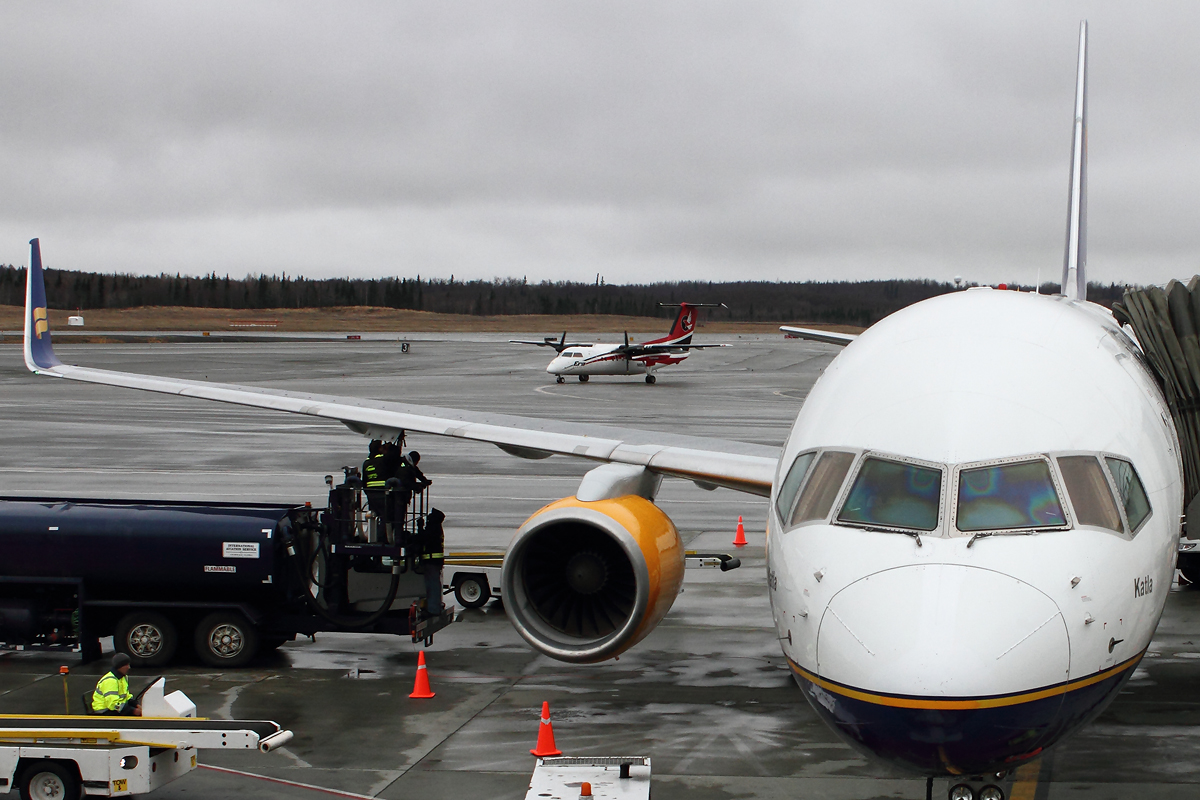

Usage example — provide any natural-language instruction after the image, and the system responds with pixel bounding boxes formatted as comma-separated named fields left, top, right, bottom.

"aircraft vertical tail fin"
left=24, top=238, right=63, bottom=373
left=1061, top=20, right=1088, bottom=301
left=666, top=303, right=698, bottom=344
left=651, top=302, right=726, bottom=345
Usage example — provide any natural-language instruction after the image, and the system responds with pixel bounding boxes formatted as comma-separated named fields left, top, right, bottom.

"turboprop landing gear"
left=556, top=376, right=565, bottom=384
left=578, top=375, right=589, bottom=383
left=645, top=374, right=656, bottom=384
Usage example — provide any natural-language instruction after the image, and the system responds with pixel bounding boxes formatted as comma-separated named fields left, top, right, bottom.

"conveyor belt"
left=0, top=714, right=280, bottom=739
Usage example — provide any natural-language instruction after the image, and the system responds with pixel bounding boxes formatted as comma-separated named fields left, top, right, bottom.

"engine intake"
left=503, top=495, right=685, bottom=663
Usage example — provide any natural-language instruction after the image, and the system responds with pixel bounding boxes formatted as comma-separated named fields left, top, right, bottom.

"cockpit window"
left=1105, top=457, right=1152, bottom=532
left=790, top=451, right=855, bottom=526
left=775, top=451, right=816, bottom=524
left=956, top=459, right=1066, bottom=532
left=564, top=351, right=583, bottom=358
left=837, top=457, right=942, bottom=531
left=1057, top=455, right=1122, bottom=533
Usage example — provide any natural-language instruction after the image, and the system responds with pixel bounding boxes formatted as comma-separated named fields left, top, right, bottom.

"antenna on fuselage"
left=1061, top=20, right=1088, bottom=302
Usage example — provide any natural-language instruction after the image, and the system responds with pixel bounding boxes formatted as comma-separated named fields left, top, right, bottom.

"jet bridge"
left=1113, top=281, right=1200, bottom=580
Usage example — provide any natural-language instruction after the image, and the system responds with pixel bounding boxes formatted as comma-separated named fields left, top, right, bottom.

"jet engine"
left=502, top=495, right=685, bottom=663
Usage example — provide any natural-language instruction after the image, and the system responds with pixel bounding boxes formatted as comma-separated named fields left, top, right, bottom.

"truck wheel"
left=454, top=575, right=490, bottom=609
left=18, top=760, right=79, bottom=800
left=115, top=611, right=178, bottom=667
left=195, top=612, right=260, bottom=667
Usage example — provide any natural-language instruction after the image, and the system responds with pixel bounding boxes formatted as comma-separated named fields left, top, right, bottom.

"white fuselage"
left=766, top=288, right=1181, bottom=775
left=546, top=344, right=688, bottom=377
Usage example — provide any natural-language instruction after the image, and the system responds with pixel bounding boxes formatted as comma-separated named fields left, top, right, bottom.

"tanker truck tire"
left=195, top=611, right=260, bottom=668
left=115, top=611, right=179, bottom=667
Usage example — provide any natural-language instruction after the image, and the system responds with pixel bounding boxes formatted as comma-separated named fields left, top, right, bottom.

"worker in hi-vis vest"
left=362, top=439, right=388, bottom=515
left=364, top=440, right=407, bottom=517
left=92, top=653, right=141, bottom=716
left=419, top=508, right=447, bottom=618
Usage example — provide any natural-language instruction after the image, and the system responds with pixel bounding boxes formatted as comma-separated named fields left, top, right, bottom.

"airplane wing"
left=22, top=241, right=776, bottom=497
left=509, top=333, right=592, bottom=352
left=578, top=343, right=729, bottom=365
left=779, top=326, right=858, bottom=346
left=627, top=343, right=731, bottom=353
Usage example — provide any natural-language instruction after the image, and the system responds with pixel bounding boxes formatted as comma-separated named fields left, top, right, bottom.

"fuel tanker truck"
left=0, top=470, right=454, bottom=667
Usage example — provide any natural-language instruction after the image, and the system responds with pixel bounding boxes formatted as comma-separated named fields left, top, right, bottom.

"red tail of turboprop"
left=648, top=302, right=724, bottom=346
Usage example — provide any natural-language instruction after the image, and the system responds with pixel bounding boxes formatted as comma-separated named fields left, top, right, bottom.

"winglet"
left=24, top=238, right=63, bottom=372
left=1061, top=20, right=1088, bottom=301
left=779, top=326, right=857, bottom=347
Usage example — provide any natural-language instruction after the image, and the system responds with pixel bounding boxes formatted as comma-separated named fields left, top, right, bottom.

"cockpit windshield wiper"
left=860, top=525, right=922, bottom=546
left=967, top=531, right=994, bottom=548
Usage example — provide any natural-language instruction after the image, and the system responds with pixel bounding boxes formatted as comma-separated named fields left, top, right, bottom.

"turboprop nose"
left=803, top=564, right=1073, bottom=775
left=817, top=564, right=1069, bottom=697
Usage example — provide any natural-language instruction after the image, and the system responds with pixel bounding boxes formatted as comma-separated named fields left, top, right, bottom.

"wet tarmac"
left=2, top=336, right=1199, bottom=799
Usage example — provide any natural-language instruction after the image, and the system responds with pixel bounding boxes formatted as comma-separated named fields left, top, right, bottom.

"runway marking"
left=533, top=384, right=617, bottom=401
left=772, top=390, right=808, bottom=400
left=1009, top=758, right=1041, bottom=799
left=198, top=764, right=376, bottom=799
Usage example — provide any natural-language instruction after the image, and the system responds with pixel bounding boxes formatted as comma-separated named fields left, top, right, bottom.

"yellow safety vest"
left=363, top=454, right=388, bottom=490
left=93, top=671, right=132, bottom=712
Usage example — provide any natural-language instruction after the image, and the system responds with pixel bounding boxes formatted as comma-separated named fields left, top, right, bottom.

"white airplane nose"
left=816, top=564, right=1069, bottom=697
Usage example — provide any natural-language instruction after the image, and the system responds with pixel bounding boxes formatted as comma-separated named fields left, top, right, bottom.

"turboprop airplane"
left=510, top=302, right=728, bottom=384
left=20, top=22, right=1187, bottom=799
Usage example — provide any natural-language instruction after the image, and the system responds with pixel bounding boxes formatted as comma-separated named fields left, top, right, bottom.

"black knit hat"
left=112, top=653, right=131, bottom=669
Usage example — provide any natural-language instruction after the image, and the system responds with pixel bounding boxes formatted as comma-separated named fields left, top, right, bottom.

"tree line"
left=0, top=265, right=1129, bottom=326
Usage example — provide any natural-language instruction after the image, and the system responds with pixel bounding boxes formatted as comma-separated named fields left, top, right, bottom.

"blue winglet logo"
left=33, top=306, right=48, bottom=339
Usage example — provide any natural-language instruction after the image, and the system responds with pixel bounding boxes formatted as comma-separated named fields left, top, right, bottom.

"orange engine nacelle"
left=502, top=495, right=685, bottom=663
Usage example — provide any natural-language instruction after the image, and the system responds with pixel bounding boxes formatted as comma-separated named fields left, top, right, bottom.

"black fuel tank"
left=0, top=498, right=296, bottom=601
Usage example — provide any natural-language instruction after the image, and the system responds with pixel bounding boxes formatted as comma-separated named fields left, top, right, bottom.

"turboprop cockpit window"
left=789, top=450, right=855, bottom=526
left=956, top=460, right=1066, bottom=532
left=1105, top=457, right=1152, bottom=532
left=1057, top=455, right=1123, bottom=533
left=775, top=451, right=816, bottom=524
left=837, top=457, right=942, bottom=531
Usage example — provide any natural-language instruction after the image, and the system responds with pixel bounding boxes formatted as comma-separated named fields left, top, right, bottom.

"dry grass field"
left=0, top=305, right=863, bottom=335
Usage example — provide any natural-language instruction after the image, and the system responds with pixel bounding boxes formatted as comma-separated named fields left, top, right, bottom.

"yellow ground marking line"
left=1009, top=759, right=1041, bottom=799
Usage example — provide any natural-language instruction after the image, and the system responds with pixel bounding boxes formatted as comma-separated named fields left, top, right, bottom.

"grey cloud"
left=1, top=1, right=1198, bottom=285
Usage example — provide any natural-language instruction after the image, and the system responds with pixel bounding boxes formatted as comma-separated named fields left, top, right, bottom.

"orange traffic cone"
left=408, top=651, right=436, bottom=698
left=733, top=515, right=747, bottom=547
left=530, top=701, right=563, bottom=756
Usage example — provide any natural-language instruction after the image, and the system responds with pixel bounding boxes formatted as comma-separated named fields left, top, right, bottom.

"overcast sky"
left=1, top=2, right=1198, bottom=286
